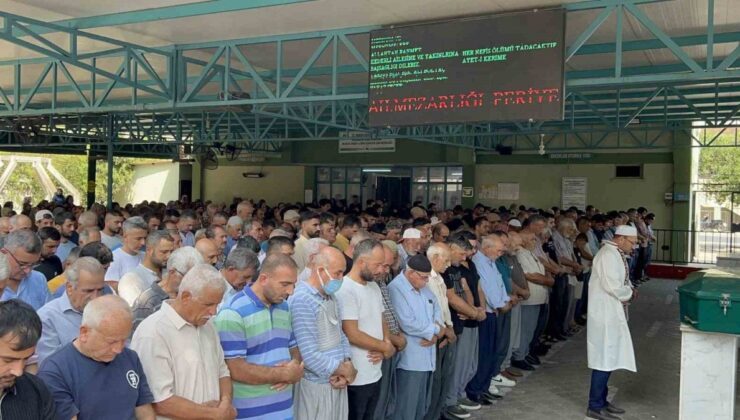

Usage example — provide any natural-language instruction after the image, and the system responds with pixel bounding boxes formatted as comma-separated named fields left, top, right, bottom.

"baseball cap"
left=35, top=210, right=53, bottom=222
left=283, top=209, right=300, bottom=221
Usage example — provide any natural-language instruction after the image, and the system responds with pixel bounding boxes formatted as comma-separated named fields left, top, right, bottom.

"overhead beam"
left=22, top=0, right=314, bottom=36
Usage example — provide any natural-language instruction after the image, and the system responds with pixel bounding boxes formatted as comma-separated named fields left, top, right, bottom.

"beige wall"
left=130, top=162, right=180, bottom=204
left=475, top=163, right=674, bottom=229
left=202, top=165, right=305, bottom=204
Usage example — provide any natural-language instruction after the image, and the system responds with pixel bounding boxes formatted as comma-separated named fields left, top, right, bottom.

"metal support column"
left=106, top=114, right=114, bottom=209
left=86, top=146, right=97, bottom=209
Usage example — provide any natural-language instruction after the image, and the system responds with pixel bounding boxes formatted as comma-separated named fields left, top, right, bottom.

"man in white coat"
left=586, top=225, right=637, bottom=420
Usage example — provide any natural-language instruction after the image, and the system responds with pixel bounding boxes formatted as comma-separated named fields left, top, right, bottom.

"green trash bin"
left=678, top=269, right=740, bottom=334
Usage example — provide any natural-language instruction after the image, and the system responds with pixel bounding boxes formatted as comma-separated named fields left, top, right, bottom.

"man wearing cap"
left=507, top=219, right=522, bottom=232
left=397, top=228, right=422, bottom=272
left=282, top=209, right=301, bottom=233
left=585, top=225, right=637, bottom=420
left=35, top=210, right=55, bottom=230
left=388, top=254, right=444, bottom=420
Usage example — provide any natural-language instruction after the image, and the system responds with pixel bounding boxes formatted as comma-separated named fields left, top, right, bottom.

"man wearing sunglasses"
left=0, top=230, right=49, bottom=310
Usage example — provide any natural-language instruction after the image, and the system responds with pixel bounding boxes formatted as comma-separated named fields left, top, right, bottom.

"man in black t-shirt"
left=441, top=234, right=489, bottom=414
left=35, top=227, right=64, bottom=281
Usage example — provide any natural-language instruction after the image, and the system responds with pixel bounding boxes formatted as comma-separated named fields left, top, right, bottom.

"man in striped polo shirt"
left=215, top=253, right=304, bottom=420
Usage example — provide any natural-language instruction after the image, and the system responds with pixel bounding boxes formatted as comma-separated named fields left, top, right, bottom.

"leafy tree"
left=0, top=152, right=158, bottom=208
left=698, top=128, right=740, bottom=204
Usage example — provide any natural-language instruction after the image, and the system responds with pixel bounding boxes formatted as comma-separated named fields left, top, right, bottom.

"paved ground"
left=468, top=278, right=707, bottom=420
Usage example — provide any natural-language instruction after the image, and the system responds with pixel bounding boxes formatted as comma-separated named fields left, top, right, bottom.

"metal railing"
left=652, top=229, right=739, bottom=265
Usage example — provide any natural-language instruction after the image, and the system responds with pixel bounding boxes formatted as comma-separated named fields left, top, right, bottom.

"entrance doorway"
left=376, top=176, right=410, bottom=210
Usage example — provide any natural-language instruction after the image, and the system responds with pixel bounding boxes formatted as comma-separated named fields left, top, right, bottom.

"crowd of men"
left=0, top=196, right=655, bottom=419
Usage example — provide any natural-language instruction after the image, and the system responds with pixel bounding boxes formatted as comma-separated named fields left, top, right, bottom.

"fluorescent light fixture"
left=450, top=172, right=463, bottom=176
left=362, top=168, right=391, bottom=173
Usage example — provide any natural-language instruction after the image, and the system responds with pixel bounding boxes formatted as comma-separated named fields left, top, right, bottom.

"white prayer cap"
left=401, top=228, right=422, bottom=241
left=615, top=225, right=637, bottom=237
left=430, top=216, right=441, bottom=226
left=508, top=219, right=522, bottom=228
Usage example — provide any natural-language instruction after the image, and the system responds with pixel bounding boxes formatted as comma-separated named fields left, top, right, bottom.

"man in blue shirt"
left=466, top=234, right=514, bottom=404
left=36, top=257, right=106, bottom=365
left=38, top=295, right=156, bottom=419
left=388, top=255, right=444, bottom=420
left=290, top=246, right=356, bottom=419
left=1, top=230, right=49, bottom=310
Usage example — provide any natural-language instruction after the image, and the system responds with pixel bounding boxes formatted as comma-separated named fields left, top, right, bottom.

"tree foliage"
left=698, top=128, right=740, bottom=204
left=0, top=152, right=154, bottom=208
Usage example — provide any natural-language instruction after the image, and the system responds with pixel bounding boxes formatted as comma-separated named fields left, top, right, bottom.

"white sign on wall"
left=561, top=177, right=587, bottom=210
left=338, top=139, right=396, bottom=153
left=497, top=183, right=520, bottom=201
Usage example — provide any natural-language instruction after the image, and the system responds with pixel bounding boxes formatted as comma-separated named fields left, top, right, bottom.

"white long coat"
left=587, top=241, right=636, bottom=372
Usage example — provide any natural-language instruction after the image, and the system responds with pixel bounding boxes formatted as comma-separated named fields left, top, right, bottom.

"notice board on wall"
left=368, top=9, right=566, bottom=126
left=561, top=177, right=587, bottom=210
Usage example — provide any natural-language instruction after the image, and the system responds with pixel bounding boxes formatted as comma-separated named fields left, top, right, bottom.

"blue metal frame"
left=0, top=0, right=737, bottom=154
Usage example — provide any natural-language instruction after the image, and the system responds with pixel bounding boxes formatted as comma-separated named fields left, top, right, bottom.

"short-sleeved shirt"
left=105, top=248, right=144, bottom=282
left=54, top=241, right=77, bottom=265
left=119, top=264, right=159, bottom=307
left=37, top=343, right=153, bottom=420
left=506, top=255, right=528, bottom=291
left=374, top=275, right=401, bottom=335
left=442, top=266, right=466, bottom=335
left=495, top=257, right=513, bottom=294
left=1, top=271, right=50, bottom=310
left=131, top=301, right=230, bottom=405
left=215, top=286, right=295, bottom=420
left=35, top=256, right=64, bottom=282
left=100, top=232, right=122, bottom=251
left=334, top=276, right=384, bottom=386
left=131, top=282, right=170, bottom=332
left=458, top=261, right=481, bottom=329
left=516, top=248, right=549, bottom=306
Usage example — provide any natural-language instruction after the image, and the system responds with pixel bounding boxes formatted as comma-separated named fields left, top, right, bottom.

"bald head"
left=77, top=211, right=98, bottom=230
left=195, top=238, right=220, bottom=266
left=9, top=214, right=32, bottom=232
left=310, top=246, right=346, bottom=292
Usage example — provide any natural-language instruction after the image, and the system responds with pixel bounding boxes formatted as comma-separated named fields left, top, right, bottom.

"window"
left=316, top=166, right=463, bottom=209
left=615, top=165, right=643, bottom=178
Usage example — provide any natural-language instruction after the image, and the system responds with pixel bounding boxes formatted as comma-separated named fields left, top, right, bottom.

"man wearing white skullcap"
left=585, top=224, right=637, bottom=420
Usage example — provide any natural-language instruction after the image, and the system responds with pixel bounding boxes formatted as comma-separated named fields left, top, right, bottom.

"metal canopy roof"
left=0, top=0, right=738, bottom=156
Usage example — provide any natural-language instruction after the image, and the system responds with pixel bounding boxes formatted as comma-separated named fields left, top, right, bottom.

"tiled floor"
left=468, top=278, right=700, bottom=420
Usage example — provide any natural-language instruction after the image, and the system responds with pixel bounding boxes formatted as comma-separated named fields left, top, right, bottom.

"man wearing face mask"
left=38, top=295, right=156, bottom=419
left=289, top=247, right=356, bottom=420
left=131, top=264, right=236, bottom=420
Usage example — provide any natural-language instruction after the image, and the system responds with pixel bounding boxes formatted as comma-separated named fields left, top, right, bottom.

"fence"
left=652, top=229, right=739, bottom=265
